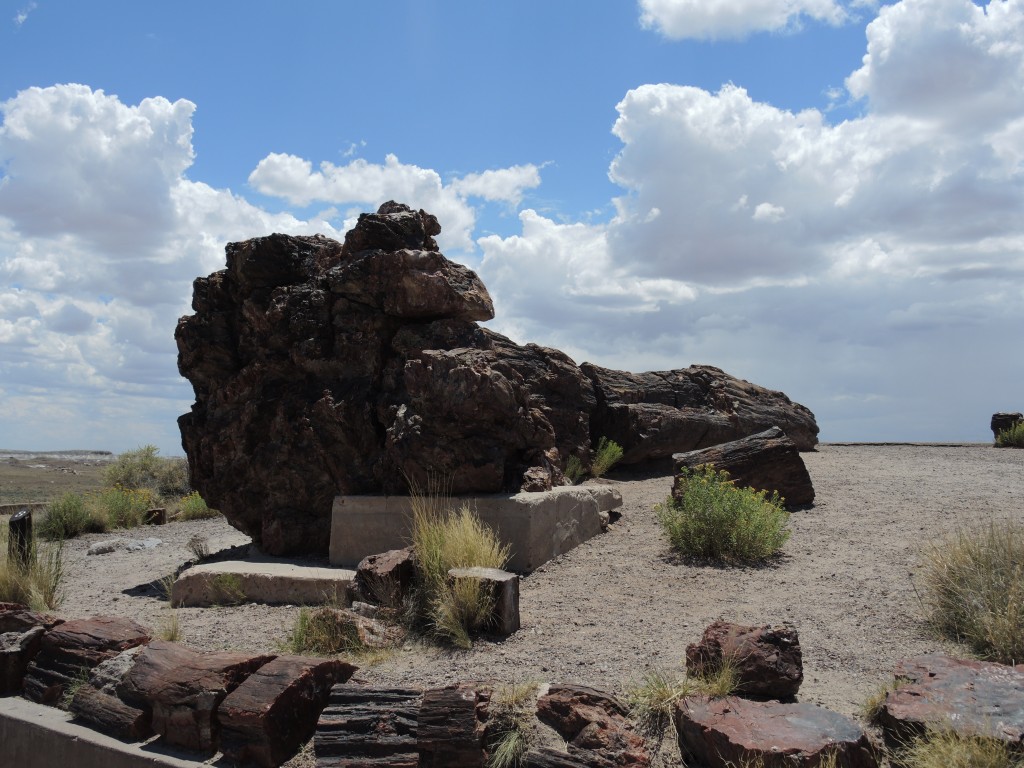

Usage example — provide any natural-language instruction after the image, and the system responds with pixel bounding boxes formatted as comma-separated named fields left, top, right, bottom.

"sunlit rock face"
left=177, top=201, right=818, bottom=555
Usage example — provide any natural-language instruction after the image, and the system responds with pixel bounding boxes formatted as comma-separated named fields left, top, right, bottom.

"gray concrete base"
left=171, top=560, right=355, bottom=607
left=330, top=484, right=622, bottom=572
left=0, top=696, right=204, bottom=767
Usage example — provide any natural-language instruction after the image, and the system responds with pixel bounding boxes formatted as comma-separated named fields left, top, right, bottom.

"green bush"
left=38, top=492, right=105, bottom=540
left=591, top=437, right=624, bottom=478
left=410, top=489, right=510, bottom=648
left=96, top=485, right=156, bottom=529
left=996, top=421, right=1024, bottom=448
left=153, top=457, right=190, bottom=496
left=656, top=465, right=790, bottom=563
left=919, top=520, right=1024, bottom=664
left=105, top=445, right=189, bottom=494
left=177, top=491, right=219, bottom=521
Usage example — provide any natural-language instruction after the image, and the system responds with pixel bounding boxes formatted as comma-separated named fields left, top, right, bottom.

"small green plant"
left=860, top=676, right=910, bottom=723
left=919, top=519, right=1024, bottom=664
left=177, top=491, right=219, bottom=521
left=898, top=729, right=1023, bottom=768
left=96, top=485, right=157, bottom=529
left=410, top=492, right=510, bottom=648
left=38, top=492, right=105, bottom=540
left=656, top=465, right=790, bottom=563
left=591, top=437, right=624, bottom=478
left=60, top=666, right=92, bottom=711
left=0, top=525, right=66, bottom=611
left=995, top=421, right=1024, bottom=448
left=564, top=455, right=586, bottom=485
left=486, top=680, right=538, bottom=768
left=211, top=573, right=246, bottom=605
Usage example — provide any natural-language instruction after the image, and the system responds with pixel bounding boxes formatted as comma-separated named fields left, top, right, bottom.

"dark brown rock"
left=0, top=603, right=62, bottom=633
left=672, top=426, right=815, bottom=507
left=177, top=203, right=819, bottom=555
left=219, top=655, right=357, bottom=767
left=686, top=621, right=803, bottom=699
left=877, top=653, right=1024, bottom=747
left=992, top=412, right=1023, bottom=441
left=536, top=685, right=649, bottom=767
left=0, top=625, right=45, bottom=695
left=23, top=615, right=151, bottom=705
left=524, top=747, right=617, bottom=767
left=448, top=567, right=520, bottom=636
left=314, top=684, right=422, bottom=766
left=356, top=547, right=415, bottom=606
left=69, top=646, right=151, bottom=741
left=418, top=684, right=486, bottom=767
left=675, top=696, right=877, bottom=768
left=582, top=364, right=820, bottom=460
left=117, top=639, right=275, bottom=754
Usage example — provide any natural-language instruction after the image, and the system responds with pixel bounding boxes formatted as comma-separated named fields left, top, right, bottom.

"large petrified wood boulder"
left=877, top=653, right=1024, bottom=748
left=177, top=201, right=819, bottom=555
left=675, top=696, right=877, bottom=768
left=117, top=640, right=275, bottom=754
left=672, top=426, right=815, bottom=508
left=219, top=655, right=357, bottom=767
left=22, top=615, right=150, bottom=705
left=686, top=621, right=803, bottom=700
left=536, top=685, right=650, bottom=767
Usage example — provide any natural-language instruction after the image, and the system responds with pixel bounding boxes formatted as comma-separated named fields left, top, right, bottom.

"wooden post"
left=8, top=509, right=33, bottom=571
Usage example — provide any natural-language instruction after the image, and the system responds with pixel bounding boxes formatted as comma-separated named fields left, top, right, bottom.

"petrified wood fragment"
left=536, top=685, right=649, bottom=767
left=314, top=684, right=422, bottom=767
left=685, top=620, right=803, bottom=699
left=417, top=684, right=486, bottom=768
left=68, top=645, right=151, bottom=741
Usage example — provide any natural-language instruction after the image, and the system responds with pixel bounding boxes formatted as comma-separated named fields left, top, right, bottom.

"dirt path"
left=51, top=444, right=1023, bottom=730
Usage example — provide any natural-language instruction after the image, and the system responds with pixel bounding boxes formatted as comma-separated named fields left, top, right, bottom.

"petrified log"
left=675, top=696, right=877, bottom=768
left=877, top=654, right=1024, bottom=748
left=672, top=426, right=814, bottom=507
left=448, top=567, right=520, bottom=636
left=685, top=621, right=803, bottom=699
left=417, top=684, right=486, bottom=768
left=22, top=615, right=151, bottom=705
left=355, top=547, right=415, bottom=606
left=70, top=686, right=151, bottom=741
left=314, top=684, right=422, bottom=766
left=524, top=747, right=618, bottom=768
left=219, top=655, right=357, bottom=768
left=117, top=640, right=274, bottom=754
left=177, top=202, right=819, bottom=555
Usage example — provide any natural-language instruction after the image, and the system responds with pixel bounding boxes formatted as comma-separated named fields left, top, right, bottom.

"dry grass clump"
left=859, top=676, right=910, bottom=723
left=995, top=422, right=1024, bottom=448
left=898, top=730, right=1023, bottom=768
left=0, top=523, right=66, bottom=611
left=563, top=436, right=624, bottom=484
left=656, top=465, right=790, bottom=563
left=37, top=492, right=105, bottom=540
left=410, top=487, right=510, bottom=648
left=486, top=680, right=539, bottom=768
left=919, top=519, right=1024, bottom=664
left=286, top=606, right=393, bottom=664
left=625, top=659, right=739, bottom=737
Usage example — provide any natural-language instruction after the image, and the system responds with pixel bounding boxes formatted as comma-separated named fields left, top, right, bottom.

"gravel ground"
left=51, top=443, right=1023, bottom=761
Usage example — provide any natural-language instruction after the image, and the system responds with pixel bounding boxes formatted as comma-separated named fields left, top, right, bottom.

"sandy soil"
left=30, top=444, right=1024, bottom=751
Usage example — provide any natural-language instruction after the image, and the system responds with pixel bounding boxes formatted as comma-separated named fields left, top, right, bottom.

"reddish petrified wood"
left=675, top=696, right=877, bottom=768
left=536, top=685, right=649, bottom=767
left=218, top=655, right=357, bottom=768
left=22, top=615, right=150, bottom=705
left=69, top=646, right=151, bottom=741
left=314, top=684, right=422, bottom=766
left=355, top=547, right=415, bottom=605
left=672, top=426, right=815, bottom=507
left=523, top=747, right=617, bottom=767
left=0, top=603, right=62, bottom=633
left=117, top=639, right=275, bottom=754
left=418, top=684, right=486, bottom=767
left=685, top=621, right=803, bottom=699
left=878, top=653, right=1024, bottom=748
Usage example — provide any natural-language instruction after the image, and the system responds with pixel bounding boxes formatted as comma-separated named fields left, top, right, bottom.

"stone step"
left=171, top=560, right=355, bottom=608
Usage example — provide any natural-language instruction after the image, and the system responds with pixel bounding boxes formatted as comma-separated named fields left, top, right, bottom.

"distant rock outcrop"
left=176, top=202, right=819, bottom=555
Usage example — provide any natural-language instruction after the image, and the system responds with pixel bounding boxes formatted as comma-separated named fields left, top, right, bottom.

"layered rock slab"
left=177, top=201, right=819, bottom=556
left=675, top=696, right=877, bottom=768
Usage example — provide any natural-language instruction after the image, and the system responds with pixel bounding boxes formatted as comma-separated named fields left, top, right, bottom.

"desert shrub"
left=177, top=491, right=219, bottom=521
left=0, top=524, right=66, bottom=611
left=186, top=534, right=210, bottom=561
left=105, top=445, right=188, bottom=494
left=95, top=485, right=156, bottom=529
left=919, top=520, right=1024, bottom=663
left=486, top=680, right=538, bottom=768
left=996, top=421, right=1024, bottom=448
left=409, top=487, right=510, bottom=648
left=591, top=436, right=624, bottom=478
left=656, top=466, right=790, bottom=563
left=153, top=457, right=190, bottom=496
left=564, top=455, right=586, bottom=485
left=38, top=492, right=105, bottom=540
left=898, top=729, right=1023, bottom=768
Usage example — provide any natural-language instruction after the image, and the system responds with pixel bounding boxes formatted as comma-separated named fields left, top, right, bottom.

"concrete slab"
left=330, top=484, right=622, bottom=572
left=0, top=695, right=204, bottom=768
left=171, top=560, right=355, bottom=608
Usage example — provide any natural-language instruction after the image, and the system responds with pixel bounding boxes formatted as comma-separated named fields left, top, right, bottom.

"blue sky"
left=2, top=0, right=1022, bottom=455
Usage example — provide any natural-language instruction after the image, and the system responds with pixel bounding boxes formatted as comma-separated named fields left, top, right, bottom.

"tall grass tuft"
left=996, top=422, right=1024, bottom=448
left=919, top=519, right=1024, bottom=664
left=408, top=478, right=510, bottom=648
left=899, top=729, right=1023, bottom=768
left=486, top=680, right=538, bottom=768
left=656, top=465, right=790, bottom=563
left=38, top=492, right=105, bottom=540
left=625, top=659, right=739, bottom=737
left=0, top=523, right=66, bottom=611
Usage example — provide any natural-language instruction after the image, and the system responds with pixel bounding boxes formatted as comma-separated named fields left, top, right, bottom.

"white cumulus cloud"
left=638, top=0, right=848, bottom=40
